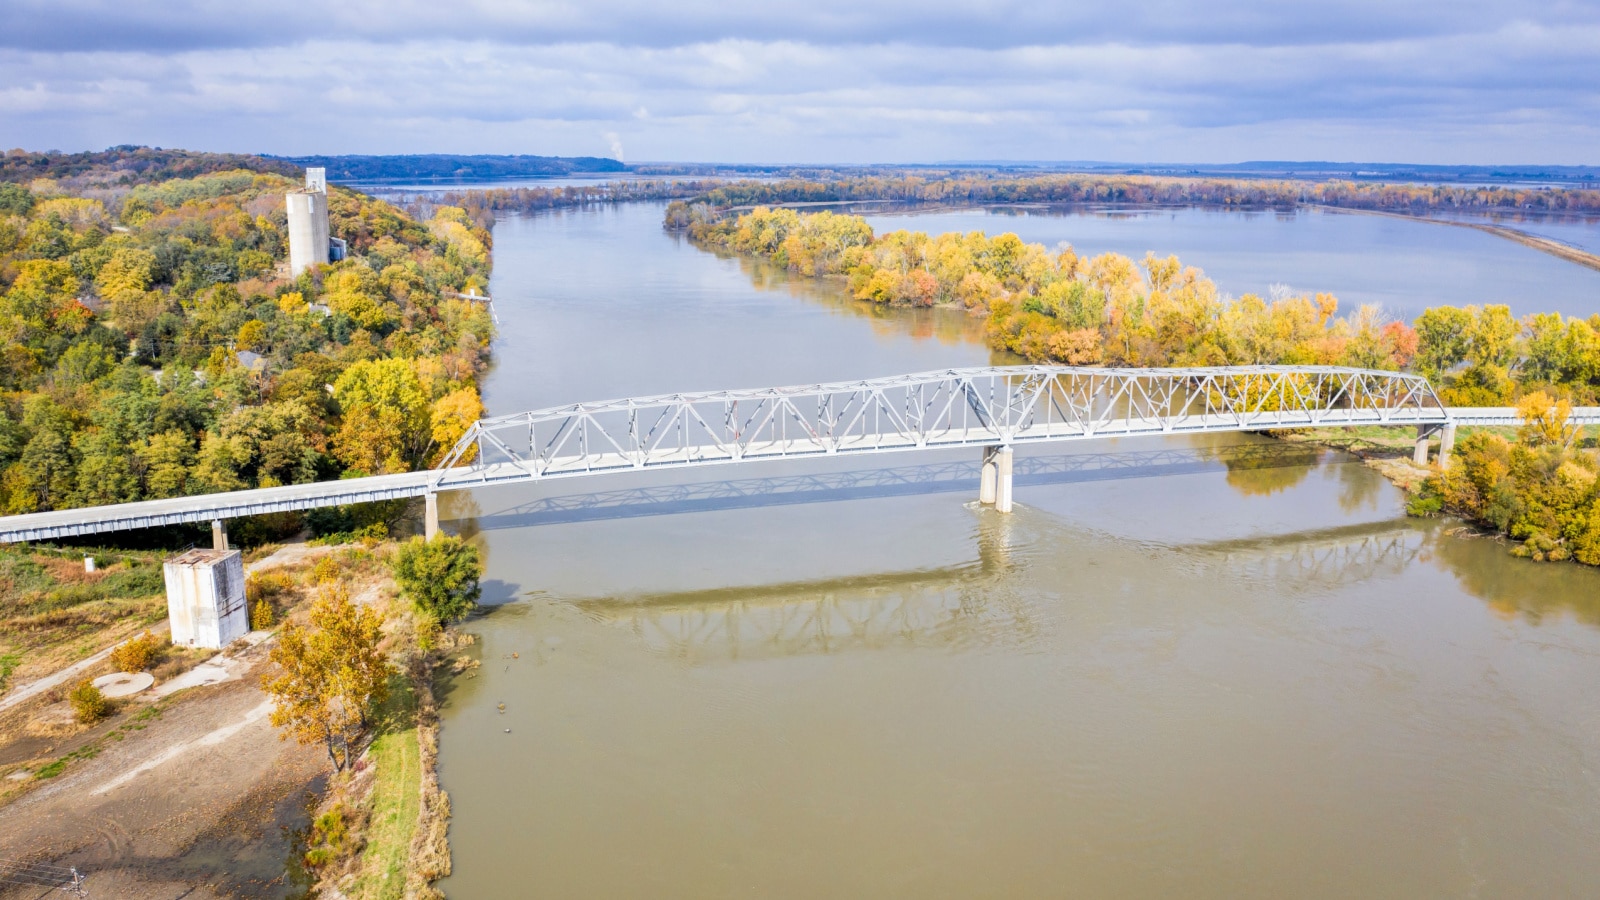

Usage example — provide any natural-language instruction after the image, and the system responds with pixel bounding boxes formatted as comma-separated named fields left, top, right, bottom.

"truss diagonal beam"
left=431, top=365, right=1454, bottom=490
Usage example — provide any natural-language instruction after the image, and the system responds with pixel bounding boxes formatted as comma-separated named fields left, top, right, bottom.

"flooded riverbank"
left=437, top=202, right=1600, bottom=898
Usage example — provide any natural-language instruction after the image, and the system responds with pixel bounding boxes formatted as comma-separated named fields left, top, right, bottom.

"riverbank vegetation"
left=678, top=204, right=1600, bottom=565
left=264, top=536, right=480, bottom=899
left=678, top=205, right=1425, bottom=370
left=0, top=154, right=494, bottom=543
left=1413, top=397, right=1600, bottom=563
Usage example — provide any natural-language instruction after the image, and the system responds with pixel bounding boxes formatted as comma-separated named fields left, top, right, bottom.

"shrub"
left=251, top=597, right=275, bottom=630
left=310, top=557, right=339, bottom=585
left=304, top=804, right=348, bottom=867
left=69, top=679, right=109, bottom=723
left=391, top=535, right=482, bottom=625
left=110, top=629, right=164, bottom=672
left=246, top=571, right=294, bottom=626
left=1406, top=495, right=1443, bottom=517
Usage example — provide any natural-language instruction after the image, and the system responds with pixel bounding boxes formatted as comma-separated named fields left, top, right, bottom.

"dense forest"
left=679, top=204, right=1600, bottom=564
left=1, top=146, right=298, bottom=186
left=672, top=174, right=1600, bottom=215
left=0, top=159, right=494, bottom=539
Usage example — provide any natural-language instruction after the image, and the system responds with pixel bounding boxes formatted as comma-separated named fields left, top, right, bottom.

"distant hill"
left=1, top=146, right=296, bottom=184
left=282, top=154, right=627, bottom=182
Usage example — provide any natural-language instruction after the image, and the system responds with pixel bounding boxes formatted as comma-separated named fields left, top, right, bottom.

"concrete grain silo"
left=287, top=167, right=331, bottom=277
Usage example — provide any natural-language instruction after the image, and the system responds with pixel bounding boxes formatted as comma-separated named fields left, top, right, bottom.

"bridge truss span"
left=431, top=365, right=1449, bottom=490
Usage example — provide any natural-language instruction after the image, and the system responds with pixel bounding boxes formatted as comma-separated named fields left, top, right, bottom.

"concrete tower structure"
left=163, top=548, right=249, bottom=649
left=287, top=167, right=330, bottom=277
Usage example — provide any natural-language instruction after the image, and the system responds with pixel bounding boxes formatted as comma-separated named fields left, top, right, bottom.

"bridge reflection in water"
left=570, top=516, right=1430, bottom=664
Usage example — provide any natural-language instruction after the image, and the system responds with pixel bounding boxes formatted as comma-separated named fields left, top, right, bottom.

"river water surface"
left=436, top=202, right=1600, bottom=898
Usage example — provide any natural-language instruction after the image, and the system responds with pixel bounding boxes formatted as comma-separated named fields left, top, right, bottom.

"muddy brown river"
left=435, top=203, right=1600, bottom=897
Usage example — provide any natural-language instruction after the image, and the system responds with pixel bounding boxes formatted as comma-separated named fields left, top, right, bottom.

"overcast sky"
left=3, top=0, right=1598, bottom=164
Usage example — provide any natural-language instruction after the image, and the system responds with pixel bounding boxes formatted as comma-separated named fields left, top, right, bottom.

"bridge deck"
left=0, top=471, right=435, bottom=543
left=0, top=408, right=1587, bottom=544
left=0, top=361, right=1594, bottom=544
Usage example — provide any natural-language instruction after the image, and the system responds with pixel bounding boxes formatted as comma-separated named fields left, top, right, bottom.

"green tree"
left=136, top=430, right=195, bottom=497
left=1413, top=306, right=1474, bottom=376
left=0, top=183, right=33, bottom=216
left=392, top=534, right=482, bottom=625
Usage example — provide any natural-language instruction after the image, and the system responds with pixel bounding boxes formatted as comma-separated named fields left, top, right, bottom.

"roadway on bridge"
left=0, top=365, right=1594, bottom=543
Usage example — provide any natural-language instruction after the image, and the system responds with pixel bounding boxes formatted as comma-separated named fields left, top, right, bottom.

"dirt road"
left=0, top=651, right=327, bottom=899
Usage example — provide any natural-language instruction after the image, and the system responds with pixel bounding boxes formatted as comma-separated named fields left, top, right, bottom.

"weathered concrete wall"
left=163, top=549, right=249, bottom=649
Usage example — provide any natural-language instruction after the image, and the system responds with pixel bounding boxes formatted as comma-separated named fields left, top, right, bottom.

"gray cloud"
left=5, top=0, right=1590, bottom=52
left=1, top=2, right=1597, bottom=162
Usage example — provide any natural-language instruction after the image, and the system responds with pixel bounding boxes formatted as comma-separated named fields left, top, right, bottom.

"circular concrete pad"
left=92, top=671, right=154, bottom=699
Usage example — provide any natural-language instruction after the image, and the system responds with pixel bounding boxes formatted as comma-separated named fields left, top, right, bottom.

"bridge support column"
left=1413, top=425, right=1434, bottom=466
left=993, top=447, right=1014, bottom=513
left=424, top=492, right=439, bottom=540
left=211, top=519, right=228, bottom=552
left=980, top=447, right=999, bottom=505
left=1437, top=422, right=1457, bottom=469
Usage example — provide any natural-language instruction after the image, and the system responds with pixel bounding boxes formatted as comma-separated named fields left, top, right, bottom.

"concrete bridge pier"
left=424, top=492, right=440, bottom=540
left=980, top=449, right=998, bottom=504
left=211, top=519, right=228, bottom=551
left=1438, top=423, right=1457, bottom=469
left=1413, top=425, right=1435, bottom=466
left=979, top=446, right=1014, bottom=513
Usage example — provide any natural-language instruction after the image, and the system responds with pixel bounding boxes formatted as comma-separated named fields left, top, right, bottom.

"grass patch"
left=353, top=674, right=421, bottom=900
left=0, top=543, right=169, bottom=683
left=0, top=652, right=19, bottom=692
left=34, top=743, right=102, bottom=780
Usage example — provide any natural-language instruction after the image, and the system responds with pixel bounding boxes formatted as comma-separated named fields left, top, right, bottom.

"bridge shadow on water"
left=464, top=443, right=1332, bottom=533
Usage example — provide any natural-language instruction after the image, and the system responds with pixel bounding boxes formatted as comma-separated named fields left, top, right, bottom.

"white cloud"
left=0, top=8, right=1596, bottom=162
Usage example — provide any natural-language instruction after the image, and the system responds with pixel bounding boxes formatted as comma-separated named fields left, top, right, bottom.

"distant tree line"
left=438, top=179, right=728, bottom=224
left=1, top=146, right=295, bottom=187
left=283, top=153, right=625, bottom=182
left=675, top=174, right=1600, bottom=215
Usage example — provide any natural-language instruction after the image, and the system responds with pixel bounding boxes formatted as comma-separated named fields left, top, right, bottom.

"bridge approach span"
left=1, top=365, right=1596, bottom=543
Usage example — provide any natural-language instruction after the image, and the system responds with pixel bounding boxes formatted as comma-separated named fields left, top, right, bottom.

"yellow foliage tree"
left=262, top=585, right=390, bottom=771
left=429, top=386, right=484, bottom=465
left=1516, top=390, right=1578, bottom=450
left=236, top=319, right=267, bottom=352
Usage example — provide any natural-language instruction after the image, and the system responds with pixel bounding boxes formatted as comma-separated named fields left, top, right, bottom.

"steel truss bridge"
left=1, top=365, right=1596, bottom=544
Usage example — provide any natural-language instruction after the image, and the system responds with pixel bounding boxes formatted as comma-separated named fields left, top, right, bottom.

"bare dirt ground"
left=0, top=649, right=328, bottom=899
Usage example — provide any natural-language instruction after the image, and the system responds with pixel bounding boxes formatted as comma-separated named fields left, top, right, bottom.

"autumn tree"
left=429, top=386, right=484, bottom=465
left=1516, top=390, right=1579, bottom=450
left=263, top=585, right=391, bottom=770
left=333, top=357, right=430, bottom=473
